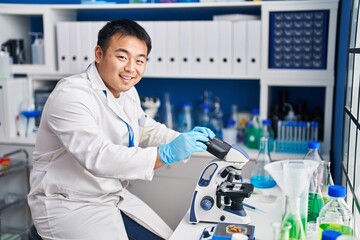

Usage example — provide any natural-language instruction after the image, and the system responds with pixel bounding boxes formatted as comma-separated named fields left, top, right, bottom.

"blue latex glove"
left=191, top=126, right=215, bottom=140
left=158, top=127, right=215, bottom=164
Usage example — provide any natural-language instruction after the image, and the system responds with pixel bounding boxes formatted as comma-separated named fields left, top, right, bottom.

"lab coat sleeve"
left=45, top=80, right=156, bottom=180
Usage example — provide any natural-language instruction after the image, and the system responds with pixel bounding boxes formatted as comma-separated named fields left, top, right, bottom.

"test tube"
left=311, top=121, right=319, bottom=141
left=306, top=121, right=311, bottom=141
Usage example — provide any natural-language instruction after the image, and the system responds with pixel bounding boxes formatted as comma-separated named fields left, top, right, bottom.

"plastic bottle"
left=0, top=50, right=11, bottom=81
left=262, top=119, right=274, bottom=151
left=321, top=229, right=342, bottom=240
left=222, top=119, right=237, bottom=144
left=245, top=108, right=261, bottom=149
left=30, top=32, right=45, bottom=64
left=177, top=101, right=193, bottom=132
left=317, top=185, right=354, bottom=239
left=250, top=137, right=276, bottom=188
left=304, top=141, right=325, bottom=222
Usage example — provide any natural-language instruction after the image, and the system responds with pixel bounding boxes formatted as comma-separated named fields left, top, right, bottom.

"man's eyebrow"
left=115, top=48, right=147, bottom=58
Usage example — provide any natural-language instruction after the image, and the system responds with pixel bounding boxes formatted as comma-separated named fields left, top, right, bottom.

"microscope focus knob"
left=200, top=196, right=214, bottom=211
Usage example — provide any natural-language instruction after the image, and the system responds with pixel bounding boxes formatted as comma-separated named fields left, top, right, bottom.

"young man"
left=28, top=19, right=214, bottom=240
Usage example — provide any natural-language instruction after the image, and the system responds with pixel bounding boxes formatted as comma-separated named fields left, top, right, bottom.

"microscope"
left=189, top=137, right=254, bottom=224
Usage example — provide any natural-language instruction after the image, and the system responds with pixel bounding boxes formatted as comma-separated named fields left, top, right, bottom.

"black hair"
left=97, top=19, right=152, bottom=55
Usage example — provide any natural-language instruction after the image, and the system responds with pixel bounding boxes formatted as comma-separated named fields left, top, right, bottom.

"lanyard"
left=125, top=122, right=134, bottom=147
left=103, top=90, right=134, bottom=148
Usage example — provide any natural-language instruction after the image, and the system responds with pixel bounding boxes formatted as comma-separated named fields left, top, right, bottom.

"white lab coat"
left=28, top=63, right=179, bottom=240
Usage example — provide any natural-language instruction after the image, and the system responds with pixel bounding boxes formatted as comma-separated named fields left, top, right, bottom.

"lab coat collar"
left=86, top=62, right=132, bottom=125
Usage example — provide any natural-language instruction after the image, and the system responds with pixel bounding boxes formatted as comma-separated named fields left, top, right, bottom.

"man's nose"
left=125, top=60, right=135, bottom=73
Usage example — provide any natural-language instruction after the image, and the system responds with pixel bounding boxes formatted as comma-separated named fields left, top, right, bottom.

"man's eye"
left=117, top=56, right=126, bottom=60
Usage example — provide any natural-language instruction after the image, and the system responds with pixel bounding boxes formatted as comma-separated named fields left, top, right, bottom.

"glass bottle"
left=319, top=160, right=334, bottom=204
left=250, top=137, right=276, bottom=188
left=303, top=141, right=325, bottom=223
left=317, top=185, right=354, bottom=239
left=262, top=119, right=275, bottom=151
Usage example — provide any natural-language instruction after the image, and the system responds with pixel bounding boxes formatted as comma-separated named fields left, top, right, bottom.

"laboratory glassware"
left=272, top=221, right=291, bottom=240
left=262, top=119, right=274, bottom=151
left=319, top=160, right=334, bottom=203
left=304, top=141, right=325, bottom=222
left=265, top=160, right=319, bottom=240
left=250, top=137, right=276, bottom=188
left=317, top=185, right=354, bottom=239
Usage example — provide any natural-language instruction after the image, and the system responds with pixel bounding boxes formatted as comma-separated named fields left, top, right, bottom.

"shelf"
left=0, top=2, right=262, bottom=10
left=0, top=194, right=27, bottom=215
left=0, top=160, right=26, bottom=177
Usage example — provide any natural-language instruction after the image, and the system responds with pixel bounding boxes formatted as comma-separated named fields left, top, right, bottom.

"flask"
left=177, top=101, right=192, bottom=132
left=262, top=119, right=274, bottom=151
left=304, top=141, right=325, bottom=222
left=317, top=185, right=354, bottom=239
left=245, top=108, right=261, bottom=149
left=250, top=137, right=276, bottom=188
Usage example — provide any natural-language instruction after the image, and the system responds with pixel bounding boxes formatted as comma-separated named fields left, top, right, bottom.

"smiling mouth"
left=120, top=75, right=133, bottom=81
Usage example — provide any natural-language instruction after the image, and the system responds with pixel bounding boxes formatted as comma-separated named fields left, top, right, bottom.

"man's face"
left=95, top=34, right=147, bottom=98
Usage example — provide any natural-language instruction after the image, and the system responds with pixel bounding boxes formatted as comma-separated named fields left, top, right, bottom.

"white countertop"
left=169, top=187, right=284, bottom=240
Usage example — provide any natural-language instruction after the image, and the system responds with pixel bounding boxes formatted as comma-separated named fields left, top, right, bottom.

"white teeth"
left=121, top=75, right=132, bottom=80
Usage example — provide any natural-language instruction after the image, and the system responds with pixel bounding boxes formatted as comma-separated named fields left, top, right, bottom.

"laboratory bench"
left=169, top=186, right=283, bottom=240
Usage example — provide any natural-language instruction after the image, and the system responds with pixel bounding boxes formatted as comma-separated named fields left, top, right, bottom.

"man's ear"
left=95, top=45, right=103, bottom=63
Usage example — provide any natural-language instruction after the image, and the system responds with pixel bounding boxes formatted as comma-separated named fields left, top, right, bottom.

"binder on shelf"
left=191, top=21, right=206, bottom=76
left=204, top=21, right=219, bottom=75
left=56, top=22, right=70, bottom=73
left=165, top=21, right=180, bottom=75
left=179, top=21, right=194, bottom=76
left=78, top=21, right=94, bottom=71
left=68, top=22, right=81, bottom=73
left=218, top=21, right=233, bottom=76
left=246, top=20, right=261, bottom=76
left=139, top=21, right=155, bottom=76
left=152, top=21, right=167, bottom=75
left=232, top=21, right=247, bottom=76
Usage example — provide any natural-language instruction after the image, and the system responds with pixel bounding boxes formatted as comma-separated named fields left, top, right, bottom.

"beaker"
left=265, top=160, right=319, bottom=240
